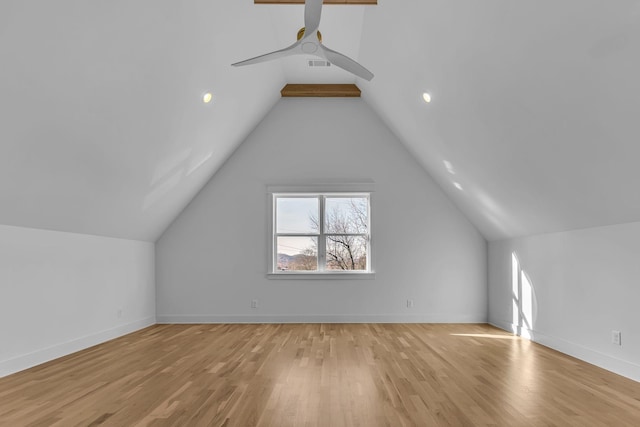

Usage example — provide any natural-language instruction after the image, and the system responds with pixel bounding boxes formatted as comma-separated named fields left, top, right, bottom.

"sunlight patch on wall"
left=187, top=151, right=213, bottom=176
left=151, top=149, right=192, bottom=186
left=511, top=252, right=537, bottom=340
left=521, top=271, right=534, bottom=335
left=143, top=171, right=182, bottom=211
left=512, top=252, right=520, bottom=327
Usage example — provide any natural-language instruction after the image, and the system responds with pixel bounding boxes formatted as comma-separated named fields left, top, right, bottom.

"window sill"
left=266, top=272, right=376, bottom=280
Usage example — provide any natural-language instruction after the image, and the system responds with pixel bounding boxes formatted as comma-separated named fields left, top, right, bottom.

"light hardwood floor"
left=1, top=324, right=639, bottom=426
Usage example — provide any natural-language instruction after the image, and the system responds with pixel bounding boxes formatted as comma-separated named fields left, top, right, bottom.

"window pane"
left=276, top=197, right=319, bottom=234
left=325, top=235, right=367, bottom=271
left=325, top=197, right=368, bottom=234
left=277, top=236, right=318, bottom=271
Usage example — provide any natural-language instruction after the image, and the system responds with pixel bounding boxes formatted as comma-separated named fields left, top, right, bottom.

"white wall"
left=156, top=98, right=487, bottom=323
left=0, top=225, right=155, bottom=377
left=489, top=222, right=640, bottom=381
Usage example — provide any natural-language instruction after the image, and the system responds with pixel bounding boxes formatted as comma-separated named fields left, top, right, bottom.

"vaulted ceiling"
left=1, top=0, right=639, bottom=242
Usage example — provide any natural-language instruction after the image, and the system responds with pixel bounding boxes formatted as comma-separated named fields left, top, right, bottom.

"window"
left=270, top=192, right=372, bottom=275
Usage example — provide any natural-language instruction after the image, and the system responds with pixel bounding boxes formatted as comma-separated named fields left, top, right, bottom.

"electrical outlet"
left=407, top=299, right=414, bottom=308
left=251, top=299, right=259, bottom=309
left=612, top=330, right=621, bottom=346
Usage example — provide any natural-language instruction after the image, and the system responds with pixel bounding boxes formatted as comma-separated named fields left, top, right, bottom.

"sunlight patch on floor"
left=450, top=333, right=520, bottom=340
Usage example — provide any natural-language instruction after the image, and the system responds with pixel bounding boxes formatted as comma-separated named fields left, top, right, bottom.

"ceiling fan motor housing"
left=297, top=27, right=322, bottom=43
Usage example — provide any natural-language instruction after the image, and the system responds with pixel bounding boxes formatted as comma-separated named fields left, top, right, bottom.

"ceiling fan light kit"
left=232, top=0, right=374, bottom=81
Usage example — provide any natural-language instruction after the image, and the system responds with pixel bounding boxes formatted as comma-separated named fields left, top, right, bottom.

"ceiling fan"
left=232, top=0, right=374, bottom=81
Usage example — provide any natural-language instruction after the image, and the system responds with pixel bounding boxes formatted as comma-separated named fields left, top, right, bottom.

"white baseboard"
left=489, top=319, right=519, bottom=334
left=0, top=317, right=156, bottom=378
left=489, top=319, right=640, bottom=383
left=157, top=313, right=488, bottom=324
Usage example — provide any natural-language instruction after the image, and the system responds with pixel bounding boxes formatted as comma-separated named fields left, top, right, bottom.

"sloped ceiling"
left=0, top=0, right=286, bottom=241
left=1, top=1, right=640, bottom=242
left=360, top=0, right=640, bottom=240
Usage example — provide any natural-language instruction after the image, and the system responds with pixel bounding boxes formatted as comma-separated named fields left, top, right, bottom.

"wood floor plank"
left=1, top=324, right=639, bottom=426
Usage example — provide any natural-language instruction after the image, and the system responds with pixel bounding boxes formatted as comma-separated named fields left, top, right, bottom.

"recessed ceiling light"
left=422, top=92, right=431, bottom=103
left=202, top=92, right=213, bottom=104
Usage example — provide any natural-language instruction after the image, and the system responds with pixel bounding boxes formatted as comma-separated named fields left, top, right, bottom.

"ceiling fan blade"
left=304, top=0, right=323, bottom=35
left=232, top=42, right=299, bottom=67
left=319, top=45, right=374, bottom=81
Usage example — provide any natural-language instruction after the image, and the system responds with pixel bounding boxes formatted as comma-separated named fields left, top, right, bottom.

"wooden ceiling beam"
left=255, top=1, right=376, bottom=5
left=281, top=84, right=361, bottom=97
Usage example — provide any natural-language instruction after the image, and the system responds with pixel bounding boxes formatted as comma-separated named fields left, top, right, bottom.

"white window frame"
left=267, top=184, right=375, bottom=279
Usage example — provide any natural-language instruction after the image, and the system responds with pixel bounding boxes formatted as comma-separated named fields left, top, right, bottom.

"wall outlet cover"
left=612, top=330, right=621, bottom=346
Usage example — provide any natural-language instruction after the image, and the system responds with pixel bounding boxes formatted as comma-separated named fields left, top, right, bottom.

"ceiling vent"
left=308, top=60, right=331, bottom=67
